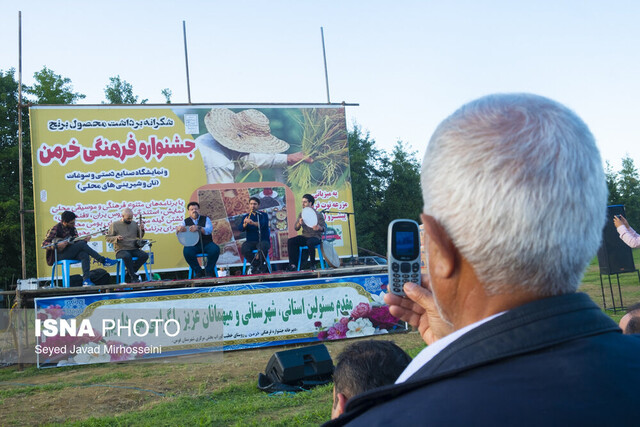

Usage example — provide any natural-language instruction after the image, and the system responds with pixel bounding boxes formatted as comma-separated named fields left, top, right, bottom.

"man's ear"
left=336, top=392, right=348, bottom=417
left=420, top=213, right=457, bottom=279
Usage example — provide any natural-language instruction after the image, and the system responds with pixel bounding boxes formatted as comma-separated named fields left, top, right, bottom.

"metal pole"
left=183, top=21, right=192, bottom=104
left=18, top=11, right=26, bottom=280
left=16, top=11, right=25, bottom=371
left=320, top=27, right=331, bottom=103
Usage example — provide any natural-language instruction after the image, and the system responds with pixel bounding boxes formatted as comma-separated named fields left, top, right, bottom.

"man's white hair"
left=421, top=93, right=607, bottom=296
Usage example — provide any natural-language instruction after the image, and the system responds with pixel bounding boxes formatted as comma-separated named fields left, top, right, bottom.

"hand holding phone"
left=387, top=219, right=421, bottom=296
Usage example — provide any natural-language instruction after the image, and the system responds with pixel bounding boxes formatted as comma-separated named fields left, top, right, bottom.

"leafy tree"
left=0, top=69, right=33, bottom=288
left=0, top=68, right=29, bottom=152
left=26, top=66, right=85, bottom=104
left=161, top=88, right=172, bottom=104
left=617, top=156, right=640, bottom=227
left=348, top=125, right=389, bottom=255
left=379, top=142, right=423, bottom=230
left=348, top=129, right=424, bottom=257
left=104, top=75, right=148, bottom=104
left=605, top=161, right=622, bottom=206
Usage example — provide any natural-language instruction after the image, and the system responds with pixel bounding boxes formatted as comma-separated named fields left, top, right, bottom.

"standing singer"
left=239, top=197, right=271, bottom=274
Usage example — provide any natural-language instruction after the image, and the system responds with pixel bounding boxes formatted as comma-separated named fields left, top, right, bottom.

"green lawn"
left=581, top=249, right=640, bottom=323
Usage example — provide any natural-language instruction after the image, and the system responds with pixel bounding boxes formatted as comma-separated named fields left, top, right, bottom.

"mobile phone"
left=387, top=219, right=421, bottom=296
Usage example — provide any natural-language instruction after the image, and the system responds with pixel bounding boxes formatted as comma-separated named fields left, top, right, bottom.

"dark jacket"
left=327, top=293, right=640, bottom=426
left=239, top=211, right=270, bottom=243
left=43, top=222, right=77, bottom=266
left=184, top=215, right=212, bottom=247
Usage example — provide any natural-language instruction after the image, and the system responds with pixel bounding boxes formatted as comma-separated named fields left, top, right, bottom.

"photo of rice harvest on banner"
left=30, top=105, right=355, bottom=278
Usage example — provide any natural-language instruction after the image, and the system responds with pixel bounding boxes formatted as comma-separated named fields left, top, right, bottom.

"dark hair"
left=61, top=211, right=77, bottom=223
left=249, top=196, right=260, bottom=205
left=333, top=340, right=411, bottom=404
left=303, top=194, right=315, bottom=205
left=626, top=302, right=640, bottom=314
left=187, top=201, right=200, bottom=209
left=625, top=316, right=640, bottom=334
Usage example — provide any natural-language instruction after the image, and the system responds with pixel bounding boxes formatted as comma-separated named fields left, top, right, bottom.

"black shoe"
left=286, top=264, right=298, bottom=272
left=126, top=273, right=140, bottom=284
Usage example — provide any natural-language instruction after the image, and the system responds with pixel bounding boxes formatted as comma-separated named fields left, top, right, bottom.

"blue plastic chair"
left=116, top=257, right=151, bottom=283
left=297, top=244, right=326, bottom=271
left=188, top=253, right=219, bottom=279
left=50, top=259, right=81, bottom=288
left=242, top=249, right=272, bottom=275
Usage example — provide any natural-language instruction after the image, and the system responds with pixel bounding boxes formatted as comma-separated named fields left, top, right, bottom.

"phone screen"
left=396, top=231, right=414, bottom=257
left=388, top=219, right=422, bottom=296
left=391, top=223, right=420, bottom=260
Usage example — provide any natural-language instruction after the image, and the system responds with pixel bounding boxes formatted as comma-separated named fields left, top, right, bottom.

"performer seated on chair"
left=287, top=194, right=326, bottom=271
left=239, top=196, right=270, bottom=274
left=105, top=207, right=149, bottom=283
left=176, top=201, right=220, bottom=278
left=42, top=210, right=117, bottom=287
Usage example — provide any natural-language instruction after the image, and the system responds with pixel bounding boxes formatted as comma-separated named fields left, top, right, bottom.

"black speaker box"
left=597, top=205, right=636, bottom=275
left=264, top=344, right=334, bottom=385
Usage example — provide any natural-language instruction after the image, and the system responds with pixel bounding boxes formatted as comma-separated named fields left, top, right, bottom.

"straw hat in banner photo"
left=204, top=108, right=290, bottom=154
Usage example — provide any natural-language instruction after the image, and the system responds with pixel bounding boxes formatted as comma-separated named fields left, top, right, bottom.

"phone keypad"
left=389, top=261, right=420, bottom=295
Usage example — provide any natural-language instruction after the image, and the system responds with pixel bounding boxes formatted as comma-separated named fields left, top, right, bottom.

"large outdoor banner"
left=30, top=105, right=356, bottom=278
left=33, top=274, right=405, bottom=367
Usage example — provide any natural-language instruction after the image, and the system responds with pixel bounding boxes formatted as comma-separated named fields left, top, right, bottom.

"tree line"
left=1, top=65, right=638, bottom=290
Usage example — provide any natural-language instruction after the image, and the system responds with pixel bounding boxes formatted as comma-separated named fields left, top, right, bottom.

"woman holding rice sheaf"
left=196, top=108, right=312, bottom=184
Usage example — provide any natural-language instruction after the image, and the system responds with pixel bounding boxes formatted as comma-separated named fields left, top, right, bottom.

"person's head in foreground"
left=421, top=93, right=606, bottom=317
left=619, top=302, right=640, bottom=334
left=325, top=93, right=640, bottom=426
left=331, top=340, right=411, bottom=419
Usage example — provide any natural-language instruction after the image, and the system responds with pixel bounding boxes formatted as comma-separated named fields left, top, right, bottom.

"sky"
left=1, top=0, right=639, bottom=171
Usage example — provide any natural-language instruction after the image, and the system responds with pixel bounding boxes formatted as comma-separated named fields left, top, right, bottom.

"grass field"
left=1, top=251, right=639, bottom=426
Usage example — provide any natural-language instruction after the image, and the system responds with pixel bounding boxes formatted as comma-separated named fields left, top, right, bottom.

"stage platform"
left=3, top=265, right=387, bottom=308
left=3, top=264, right=403, bottom=367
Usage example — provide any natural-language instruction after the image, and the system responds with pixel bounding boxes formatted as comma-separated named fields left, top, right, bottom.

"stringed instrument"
left=44, top=228, right=108, bottom=248
left=135, top=214, right=148, bottom=248
left=43, top=227, right=107, bottom=266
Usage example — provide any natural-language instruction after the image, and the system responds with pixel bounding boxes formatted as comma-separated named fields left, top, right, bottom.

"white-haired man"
left=327, top=94, right=640, bottom=425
